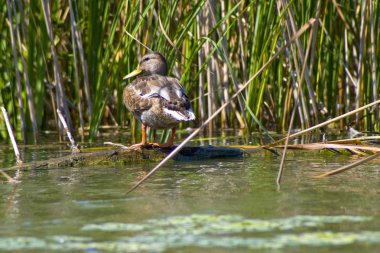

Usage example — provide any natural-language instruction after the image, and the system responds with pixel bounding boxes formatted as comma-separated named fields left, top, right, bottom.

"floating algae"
left=0, top=214, right=378, bottom=252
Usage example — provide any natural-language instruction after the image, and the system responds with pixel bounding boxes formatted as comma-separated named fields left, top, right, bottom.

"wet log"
left=3, top=145, right=244, bottom=172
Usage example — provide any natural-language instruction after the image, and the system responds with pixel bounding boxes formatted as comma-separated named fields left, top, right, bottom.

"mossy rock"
left=3, top=145, right=244, bottom=172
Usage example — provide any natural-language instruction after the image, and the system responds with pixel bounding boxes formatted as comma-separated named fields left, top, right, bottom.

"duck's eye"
left=142, top=57, right=150, bottom=63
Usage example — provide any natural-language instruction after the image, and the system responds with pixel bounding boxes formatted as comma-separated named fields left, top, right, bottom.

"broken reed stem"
left=276, top=12, right=315, bottom=186
left=57, top=109, right=80, bottom=153
left=104, top=142, right=128, bottom=149
left=0, top=169, right=19, bottom=183
left=277, top=88, right=299, bottom=186
left=158, top=11, right=176, bottom=48
left=314, top=152, right=380, bottom=178
left=126, top=18, right=316, bottom=195
left=266, top=98, right=380, bottom=148
left=1, top=107, right=23, bottom=165
left=124, top=29, right=153, bottom=52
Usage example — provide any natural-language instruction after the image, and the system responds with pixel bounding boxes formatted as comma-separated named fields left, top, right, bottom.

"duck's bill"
left=123, top=67, right=142, bottom=80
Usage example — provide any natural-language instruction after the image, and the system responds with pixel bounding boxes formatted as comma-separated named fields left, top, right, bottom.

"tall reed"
left=0, top=1, right=378, bottom=143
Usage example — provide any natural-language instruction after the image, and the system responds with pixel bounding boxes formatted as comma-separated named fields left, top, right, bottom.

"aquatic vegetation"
left=0, top=214, right=378, bottom=252
left=82, top=214, right=373, bottom=234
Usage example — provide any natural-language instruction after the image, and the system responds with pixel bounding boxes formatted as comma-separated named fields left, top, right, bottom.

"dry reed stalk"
left=219, top=0, right=229, bottom=128
left=204, top=4, right=215, bottom=132
left=291, top=52, right=309, bottom=128
left=11, top=0, right=38, bottom=143
left=158, top=12, right=176, bottom=49
left=41, top=0, right=73, bottom=134
left=1, top=107, right=23, bottom=165
left=71, top=0, right=92, bottom=119
left=105, top=105, right=119, bottom=126
left=314, top=152, right=380, bottom=178
left=46, top=80, right=58, bottom=130
left=307, top=0, right=321, bottom=75
left=369, top=0, right=378, bottom=126
left=331, top=0, right=357, bottom=36
left=282, top=143, right=380, bottom=152
left=123, top=29, right=153, bottom=52
left=282, top=80, right=292, bottom=130
left=126, top=18, right=316, bottom=194
left=236, top=2, right=247, bottom=82
left=0, top=169, right=19, bottom=183
left=278, top=0, right=319, bottom=125
left=277, top=85, right=300, bottom=185
left=6, top=0, right=26, bottom=141
left=289, top=34, right=309, bottom=129
left=278, top=16, right=306, bottom=129
left=266, top=98, right=380, bottom=148
left=209, top=0, right=247, bottom=129
left=344, top=29, right=350, bottom=124
left=277, top=22, right=315, bottom=185
left=69, top=0, right=84, bottom=138
left=197, top=12, right=206, bottom=122
left=57, top=109, right=80, bottom=154
left=330, top=136, right=380, bottom=143
left=196, top=14, right=206, bottom=122
left=355, top=0, right=367, bottom=128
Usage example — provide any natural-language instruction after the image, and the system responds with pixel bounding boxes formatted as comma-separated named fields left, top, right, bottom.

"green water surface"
left=0, top=138, right=379, bottom=253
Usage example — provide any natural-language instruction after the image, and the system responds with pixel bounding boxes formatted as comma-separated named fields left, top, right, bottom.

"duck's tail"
left=164, top=108, right=195, bottom=121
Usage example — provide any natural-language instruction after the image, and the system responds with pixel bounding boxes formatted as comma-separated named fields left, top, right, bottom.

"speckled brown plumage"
left=122, top=52, right=195, bottom=148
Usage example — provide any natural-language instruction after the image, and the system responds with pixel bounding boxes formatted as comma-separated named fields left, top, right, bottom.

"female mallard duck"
left=123, top=52, right=195, bottom=148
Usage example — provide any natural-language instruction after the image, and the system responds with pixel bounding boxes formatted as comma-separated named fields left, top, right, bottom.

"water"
left=0, top=136, right=380, bottom=252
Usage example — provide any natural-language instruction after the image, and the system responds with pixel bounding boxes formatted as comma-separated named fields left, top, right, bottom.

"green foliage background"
left=0, top=0, right=379, bottom=143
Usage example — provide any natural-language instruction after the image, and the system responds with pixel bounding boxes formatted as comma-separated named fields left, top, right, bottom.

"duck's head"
left=123, top=52, right=168, bottom=80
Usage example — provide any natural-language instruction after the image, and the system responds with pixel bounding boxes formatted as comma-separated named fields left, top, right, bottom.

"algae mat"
left=0, top=214, right=379, bottom=252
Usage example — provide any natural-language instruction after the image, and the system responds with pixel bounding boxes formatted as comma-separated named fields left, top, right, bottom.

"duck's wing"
left=161, top=77, right=195, bottom=121
left=129, top=75, right=195, bottom=121
left=123, top=77, right=154, bottom=113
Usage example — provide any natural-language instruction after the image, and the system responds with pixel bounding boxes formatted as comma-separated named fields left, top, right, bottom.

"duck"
left=123, top=52, right=195, bottom=148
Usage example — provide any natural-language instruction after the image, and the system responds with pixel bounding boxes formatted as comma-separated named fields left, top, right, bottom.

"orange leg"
left=129, top=123, right=152, bottom=149
left=130, top=126, right=176, bottom=149
left=141, top=123, right=148, bottom=145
